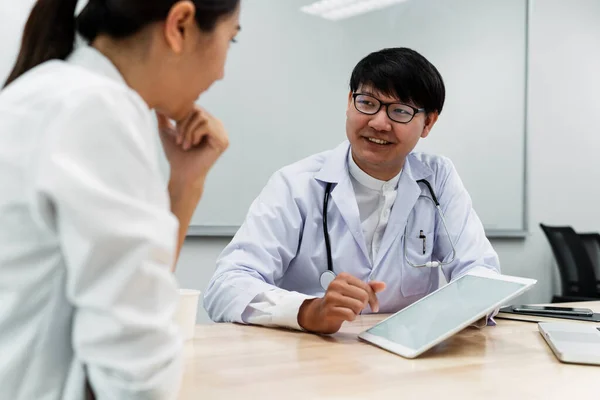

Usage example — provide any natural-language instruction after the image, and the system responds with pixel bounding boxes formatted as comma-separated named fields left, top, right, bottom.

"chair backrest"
left=539, top=224, right=598, bottom=297
left=578, top=233, right=600, bottom=291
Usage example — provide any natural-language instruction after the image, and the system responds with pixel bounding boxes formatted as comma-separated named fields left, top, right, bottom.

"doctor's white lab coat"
left=0, top=46, right=181, bottom=400
left=205, top=141, right=500, bottom=324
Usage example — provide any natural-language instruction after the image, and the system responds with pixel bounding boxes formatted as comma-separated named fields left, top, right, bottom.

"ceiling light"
left=301, top=0, right=409, bottom=21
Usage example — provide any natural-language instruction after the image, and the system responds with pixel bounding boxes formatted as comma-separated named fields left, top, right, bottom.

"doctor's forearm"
left=168, top=178, right=204, bottom=271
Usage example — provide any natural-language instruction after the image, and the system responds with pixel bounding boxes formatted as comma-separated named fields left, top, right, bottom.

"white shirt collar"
left=67, top=45, right=127, bottom=86
left=347, top=149, right=402, bottom=192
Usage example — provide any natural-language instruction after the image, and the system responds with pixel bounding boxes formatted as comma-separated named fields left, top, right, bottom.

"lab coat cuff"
left=230, top=280, right=285, bottom=324
left=270, top=292, right=317, bottom=331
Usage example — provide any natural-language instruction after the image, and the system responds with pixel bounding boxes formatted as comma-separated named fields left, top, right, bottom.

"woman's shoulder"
left=1, top=59, right=149, bottom=122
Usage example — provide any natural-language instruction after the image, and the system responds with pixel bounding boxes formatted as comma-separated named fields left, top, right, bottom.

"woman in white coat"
left=0, top=0, right=240, bottom=399
left=204, top=47, right=501, bottom=335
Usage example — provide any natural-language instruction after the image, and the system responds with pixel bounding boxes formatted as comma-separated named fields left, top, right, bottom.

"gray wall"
left=176, top=0, right=600, bottom=324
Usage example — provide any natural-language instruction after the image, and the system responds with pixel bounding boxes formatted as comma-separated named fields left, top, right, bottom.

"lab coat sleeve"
left=433, top=158, right=501, bottom=283
left=242, top=289, right=316, bottom=330
left=203, top=170, right=306, bottom=325
left=35, top=90, right=182, bottom=400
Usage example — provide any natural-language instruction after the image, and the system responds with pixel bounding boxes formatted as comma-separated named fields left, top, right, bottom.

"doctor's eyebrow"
left=355, top=89, right=377, bottom=96
left=357, top=89, right=419, bottom=107
left=357, top=90, right=404, bottom=103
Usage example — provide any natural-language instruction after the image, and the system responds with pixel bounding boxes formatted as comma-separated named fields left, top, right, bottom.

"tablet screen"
left=365, top=274, right=528, bottom=351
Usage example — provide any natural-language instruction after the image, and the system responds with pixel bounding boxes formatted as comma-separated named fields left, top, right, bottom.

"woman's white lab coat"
left=204, top=141, right=500, bottom=324
left=0, top=47, right=181, bottom=400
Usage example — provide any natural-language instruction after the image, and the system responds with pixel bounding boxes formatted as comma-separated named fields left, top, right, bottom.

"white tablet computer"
left=358, top=269, right=536, bottom=358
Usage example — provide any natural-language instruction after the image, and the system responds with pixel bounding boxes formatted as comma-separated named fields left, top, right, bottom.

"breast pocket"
left=401, top=230, right=435, bottom=297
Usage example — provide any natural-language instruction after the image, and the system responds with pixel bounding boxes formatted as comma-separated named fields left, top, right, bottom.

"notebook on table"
left=496, top=305, right=600, bottom=323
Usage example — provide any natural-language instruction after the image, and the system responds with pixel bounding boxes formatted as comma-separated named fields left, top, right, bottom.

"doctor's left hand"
left=298, top=273, right=386, bottom=334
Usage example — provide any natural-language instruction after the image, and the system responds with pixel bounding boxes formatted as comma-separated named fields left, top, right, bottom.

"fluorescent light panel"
left=301, top=0, right=408, bottom=21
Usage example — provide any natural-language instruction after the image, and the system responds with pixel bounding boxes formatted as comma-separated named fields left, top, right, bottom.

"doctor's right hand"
left=298, top=273, right=386, bottom=334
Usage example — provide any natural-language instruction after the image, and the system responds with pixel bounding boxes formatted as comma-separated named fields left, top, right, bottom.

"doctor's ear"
left=163, top=1, right=197, bottom=54
left=420, top=112, right=439, bottom=139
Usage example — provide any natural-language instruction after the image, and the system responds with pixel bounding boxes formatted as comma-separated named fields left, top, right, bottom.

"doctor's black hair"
left=349, top=47, right=446, bottom=115
left=3, top=0, right=240, bottom=88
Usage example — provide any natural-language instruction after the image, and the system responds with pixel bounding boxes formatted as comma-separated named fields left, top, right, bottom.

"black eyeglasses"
left=352, top=93, right=425, bottom=124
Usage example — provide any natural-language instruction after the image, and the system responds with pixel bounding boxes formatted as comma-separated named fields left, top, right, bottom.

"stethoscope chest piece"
left=320, top=271, right=336, bottom=290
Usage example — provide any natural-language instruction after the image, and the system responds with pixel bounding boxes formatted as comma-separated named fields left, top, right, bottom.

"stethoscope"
left=320, top=179, right=457, bottom=290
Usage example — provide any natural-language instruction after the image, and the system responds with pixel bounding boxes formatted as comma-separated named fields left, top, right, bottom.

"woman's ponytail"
left=3, top=0, right=79, bottom=88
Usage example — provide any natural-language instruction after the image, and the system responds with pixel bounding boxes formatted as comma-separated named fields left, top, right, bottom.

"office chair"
left=578, top=232, right=600, bottom=294
left=539, top=224, right=600, bottom=303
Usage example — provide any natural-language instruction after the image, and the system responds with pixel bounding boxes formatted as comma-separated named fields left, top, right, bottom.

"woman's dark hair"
left=349, top=47, right=446, bottom=115
left=3, top=0, right=239, bottom=88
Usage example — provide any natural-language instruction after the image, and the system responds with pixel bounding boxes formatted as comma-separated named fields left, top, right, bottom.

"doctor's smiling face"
left=345, top=48, right=446, bottom=181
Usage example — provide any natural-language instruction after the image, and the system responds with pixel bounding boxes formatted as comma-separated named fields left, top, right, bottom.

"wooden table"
left=179, top=302, right=599, bottom=399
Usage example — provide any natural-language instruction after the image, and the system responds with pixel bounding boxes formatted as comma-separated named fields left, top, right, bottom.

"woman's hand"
left=157, top=106, right=229, bottom=188
left=156, top=106, right=229, bottom=270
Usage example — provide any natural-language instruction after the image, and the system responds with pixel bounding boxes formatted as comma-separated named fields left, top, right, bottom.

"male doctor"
left=204, top=47, right=500, bottom=334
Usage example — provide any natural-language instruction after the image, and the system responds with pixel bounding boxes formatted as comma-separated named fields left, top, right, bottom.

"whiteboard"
left=164, top=0, right=527, bottom=237
left=0, top=0, right=527, bottom=238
